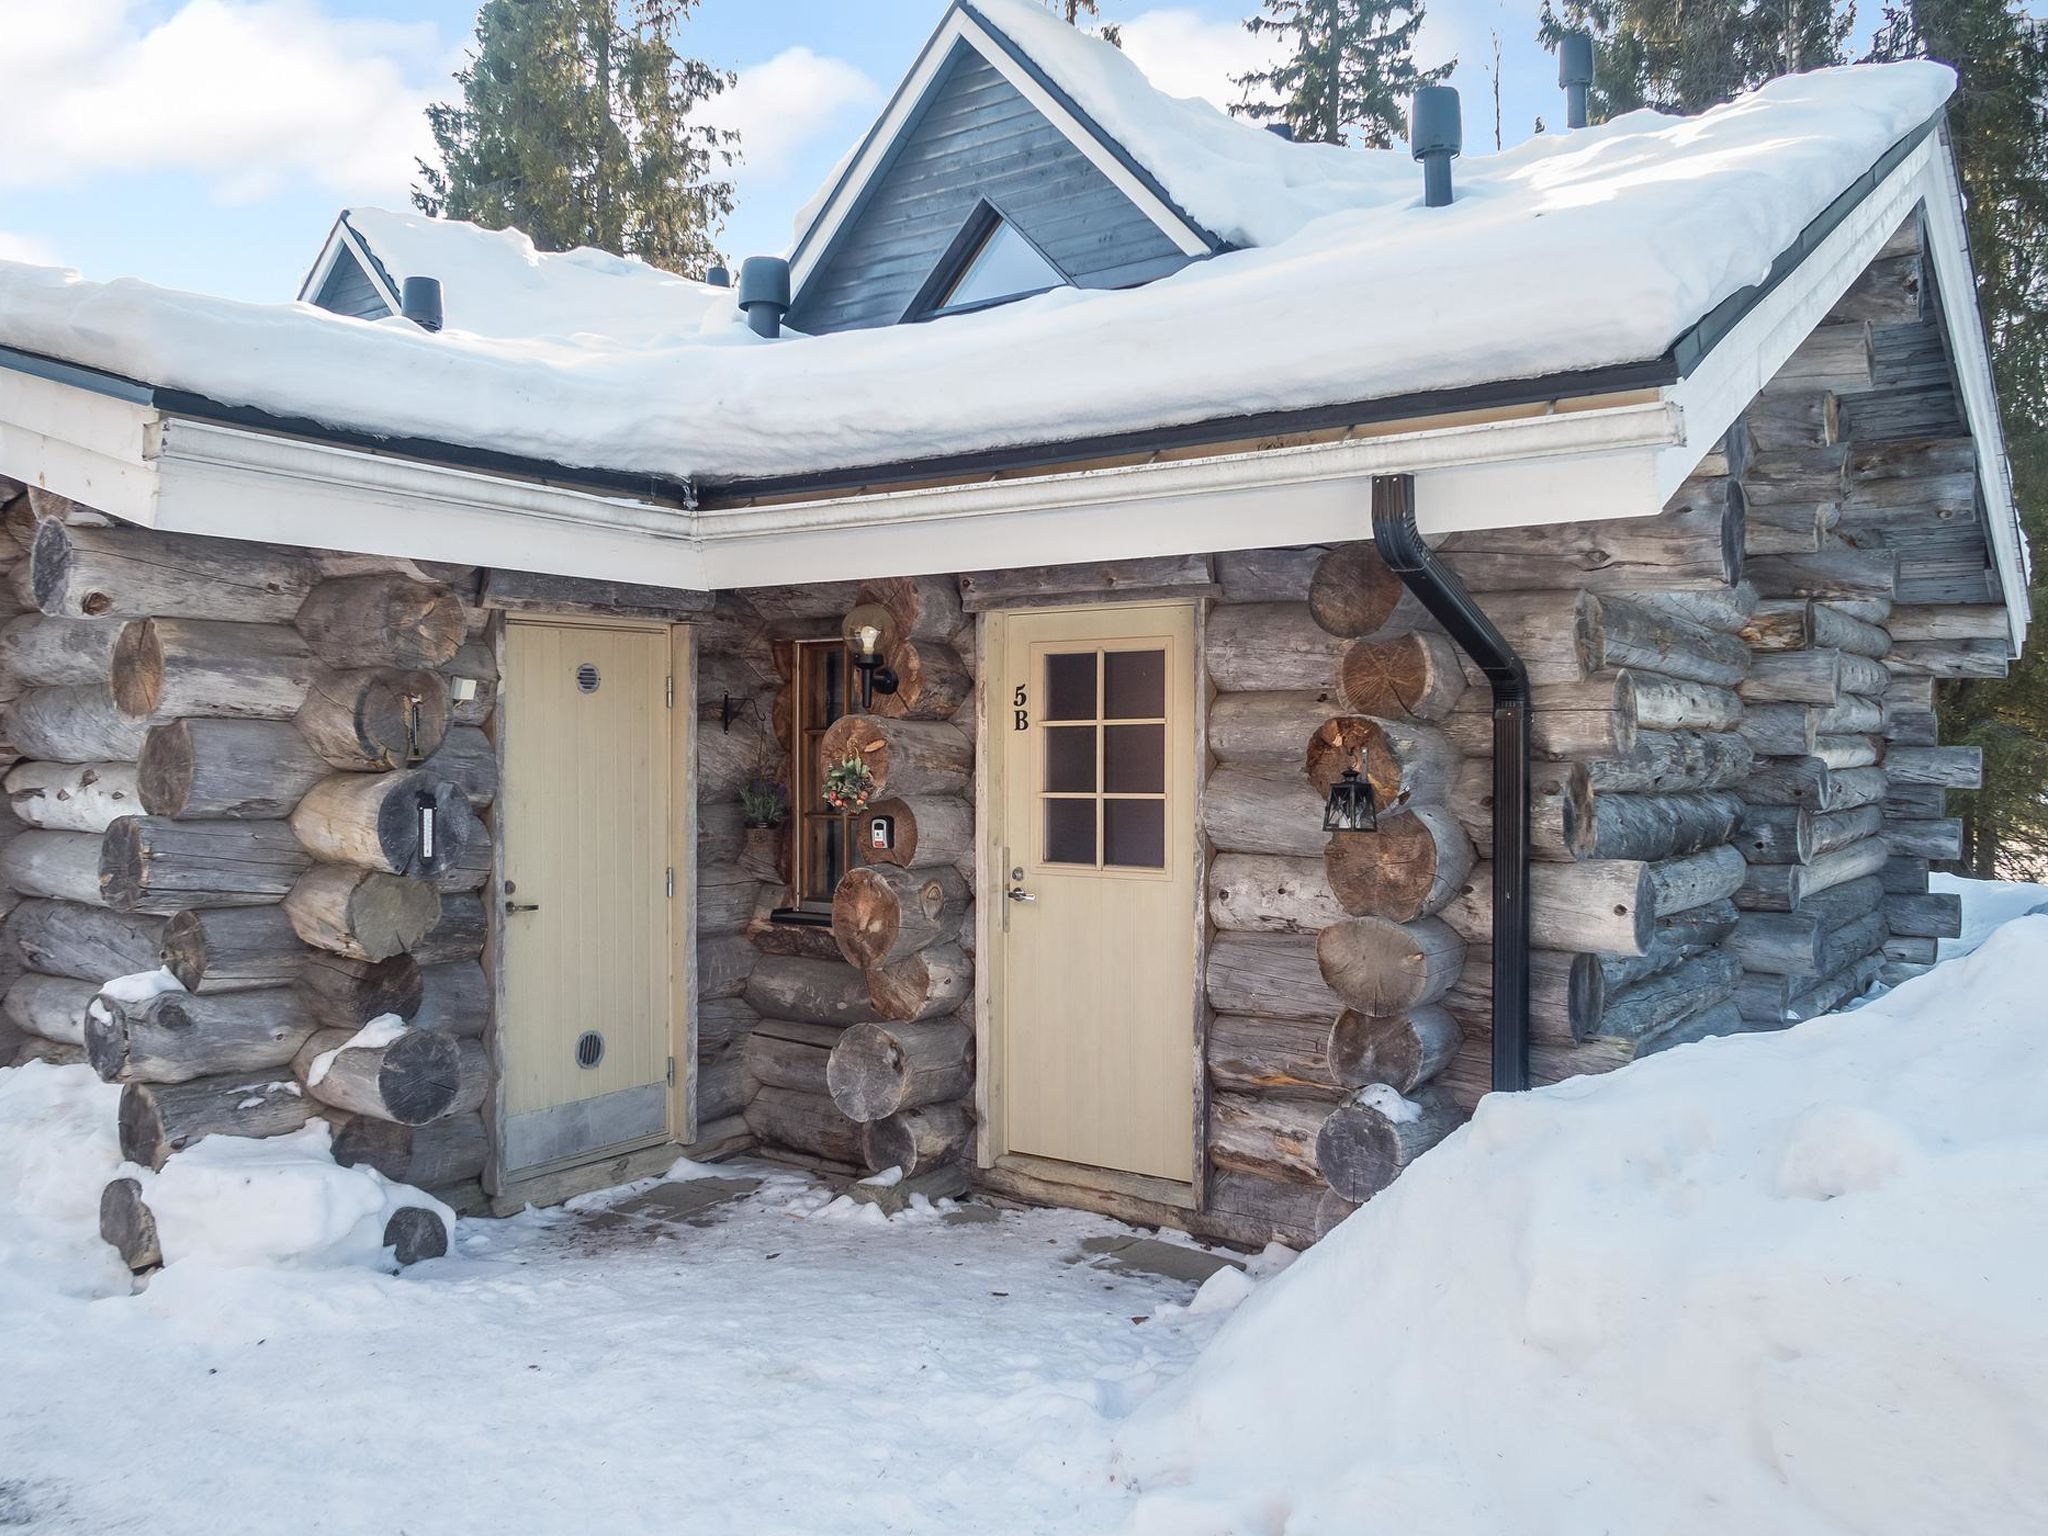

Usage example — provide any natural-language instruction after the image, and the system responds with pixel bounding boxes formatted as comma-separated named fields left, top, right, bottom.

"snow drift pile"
left=1118, top=915, right=2048, bottom=1535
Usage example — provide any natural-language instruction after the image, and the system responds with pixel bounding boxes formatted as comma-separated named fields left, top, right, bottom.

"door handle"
left=1005, top=887, right=1035, bottom=903
left=506, top=901, right=541, bottom=914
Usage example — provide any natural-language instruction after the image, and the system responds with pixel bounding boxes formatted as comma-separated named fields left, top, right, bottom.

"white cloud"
left=0, top=0, right=446, bottom=203
left=0, top=231, right=61, bottom=267
left=1114, top=8, right=1290, bottom=114
left=709, top=46, right=880, bottom=180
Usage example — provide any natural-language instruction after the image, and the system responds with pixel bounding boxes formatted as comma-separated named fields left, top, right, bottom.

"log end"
left=100, top=1176, right=162, bottom=1272
left=382, top=1204, right=450, bottom=1267
left=110, top=618, right=165, bottom=718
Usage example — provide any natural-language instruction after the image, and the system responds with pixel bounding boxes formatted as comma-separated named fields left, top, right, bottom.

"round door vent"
left=575, top=663, right=601, bottom=694
left=575, top=1030, right=605, bottom=1069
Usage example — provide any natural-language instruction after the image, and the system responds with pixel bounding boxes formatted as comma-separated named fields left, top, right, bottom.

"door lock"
left=506, top=900, right=542, bottom=914
left=1005, top=887, right=1035, bottom=903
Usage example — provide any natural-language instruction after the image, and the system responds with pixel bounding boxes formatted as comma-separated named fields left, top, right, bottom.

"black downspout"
left=1369, top=474, right=1531, bottom=1093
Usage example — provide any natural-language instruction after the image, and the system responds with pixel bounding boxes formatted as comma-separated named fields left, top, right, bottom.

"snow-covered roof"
left=303, top=207, right=731, bottom=348
left=957, top=0, right=1420, bottom=250
left=0, top=47, right=1958, bottom=488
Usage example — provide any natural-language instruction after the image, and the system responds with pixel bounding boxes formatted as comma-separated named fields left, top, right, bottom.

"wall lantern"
left=1323, top=761, right=1378, bottom=834
left=841, top=602, right=900, bottom=711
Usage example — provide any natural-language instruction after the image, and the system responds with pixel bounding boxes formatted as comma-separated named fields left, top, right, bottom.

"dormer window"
left=905, top=201, right=1071, bottom=321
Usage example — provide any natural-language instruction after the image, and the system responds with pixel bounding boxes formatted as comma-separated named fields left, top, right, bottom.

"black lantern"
left=842, top=602, right=900, bottom=711
left=1323, top=763, right=1378, bottom=834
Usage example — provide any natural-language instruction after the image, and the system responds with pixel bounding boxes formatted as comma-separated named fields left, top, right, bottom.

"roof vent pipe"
left=400, top=275, right=444, bottom=333
left=705, top=263, right=731, bottom=289
left=1410, top=86, right=1461, bottom=209
left=738, top=256, right=792, bottom=339
left=1559, top=32, right=1595, bottom=130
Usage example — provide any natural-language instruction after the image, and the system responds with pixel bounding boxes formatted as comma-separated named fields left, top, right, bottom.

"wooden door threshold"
left=979, top=1153, right=1199, bottom=1230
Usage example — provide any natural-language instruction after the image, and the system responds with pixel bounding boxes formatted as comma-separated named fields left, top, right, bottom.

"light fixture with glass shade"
left=1322, top=754, right=1378, bottom=834
left=840, top=602, right=900, bottom=711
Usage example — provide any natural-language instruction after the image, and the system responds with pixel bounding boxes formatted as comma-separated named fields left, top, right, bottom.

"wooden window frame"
left=787, top=637, right=859, bottom=912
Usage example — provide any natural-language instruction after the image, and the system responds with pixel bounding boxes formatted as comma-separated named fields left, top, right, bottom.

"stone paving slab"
left=1073, top=1234, right=1244, bottom=1286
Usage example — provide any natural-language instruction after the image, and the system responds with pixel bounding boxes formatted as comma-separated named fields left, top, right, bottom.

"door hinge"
left=667, top=1055, right=676, bottom=1087
left=666, top=675, right=674, bottom=709
left=666, top=867, right=676, bottom=898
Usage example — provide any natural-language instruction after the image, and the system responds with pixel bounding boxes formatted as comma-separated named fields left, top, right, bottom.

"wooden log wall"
left=1729, top=214, right=1983, bottom=1003
left=0, top=490, right=493, bottom=1223
left=697, top=576, right=981, bottom=1189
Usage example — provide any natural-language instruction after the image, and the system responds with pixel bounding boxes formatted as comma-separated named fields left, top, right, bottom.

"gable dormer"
left=300, top=214, right=401, bottom=321
left=787, top=1, right=1222, bottom=335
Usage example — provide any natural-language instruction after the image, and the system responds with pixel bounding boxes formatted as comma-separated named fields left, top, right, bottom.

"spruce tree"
left=1537, top=0, right=1851, bottom=118
left=414, top=0, right=736, bottom=276
left=1232, top=0, right=1453, bottom=148
left=1049, top=0, right=1121, bottom=47
left=1873, top=0, right=2048, bottom=876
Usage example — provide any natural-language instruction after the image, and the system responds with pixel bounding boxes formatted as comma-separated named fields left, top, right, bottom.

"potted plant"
left=737, top=776, right=786, bottom=883
left=822, top=755, right=877, bottom=817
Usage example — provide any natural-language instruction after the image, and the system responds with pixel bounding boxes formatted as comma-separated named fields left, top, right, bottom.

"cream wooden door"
left=499, top=619, right=680, bottom=1178
left=990, top=603, right=1199, bottom=1186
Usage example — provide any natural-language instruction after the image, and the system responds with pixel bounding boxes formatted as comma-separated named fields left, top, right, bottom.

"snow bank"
left=1932, top=870, right=2048, bottom=958
left=1117, top=915, right=2048, bottom=1534
left=0, top=1062, right=129, bottom=1300
left=0, top=60, right=1952, bottom=483
left=136, top=1120, right=451, bottom=1271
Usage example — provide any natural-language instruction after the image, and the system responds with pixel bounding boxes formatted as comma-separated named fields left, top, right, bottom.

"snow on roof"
left=964, top=0, right=1416, bottom=249
left=334, top=208, right=732, bottom=348
left=0, top=59, right=1955, bottom=486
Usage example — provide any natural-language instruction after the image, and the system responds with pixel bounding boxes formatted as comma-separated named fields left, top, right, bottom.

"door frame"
left=485, top=613, right=696, bottom=1194
left=974, top=598, right=1209, bottom=1213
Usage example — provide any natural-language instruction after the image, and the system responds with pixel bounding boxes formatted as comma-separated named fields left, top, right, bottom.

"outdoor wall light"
left=1323, top=760, right=1378, bottom=834
left=841, top=602, right=900, bottom=710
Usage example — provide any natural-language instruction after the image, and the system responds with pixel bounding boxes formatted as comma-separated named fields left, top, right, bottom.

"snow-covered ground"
left=4, top=879, right=2047, bottom=1534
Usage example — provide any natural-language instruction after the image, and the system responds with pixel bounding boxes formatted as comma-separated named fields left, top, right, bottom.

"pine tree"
left=1049, top=0, right=1121, bottom=47
left=1873, top=0, right=2048, bottom=876
left=414, top=0, right=736, bottom=276
left=1536, top=0, right=1851, bottom=118
left=1231, top=0, right=1453, bottom=148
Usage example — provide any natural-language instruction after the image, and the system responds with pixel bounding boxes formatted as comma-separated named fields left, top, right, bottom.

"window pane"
left=1104, top=799, right=1165, bottom=869
left=1045, top=799, right=1096, bottom=865
left=1044, top=725, right=1096, bottom=792
left=1044, top=652, right=1096, bottom=721
left=942, top=219, right=1066, bottom=309
left=1103, top=649, right=1165, bottom=719
left=1103, top=724, right=1164, bottom=794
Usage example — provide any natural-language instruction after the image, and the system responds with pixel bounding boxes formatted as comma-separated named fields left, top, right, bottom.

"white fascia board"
left=151, top=418, right=705, bottom=588
left=144, top=400, right=1673, bottom=593
left=296, top=216, right=350, bottom=305
left=1662, top=133, right=1940, bottom=502
left=693, top=402, right=1680, bottom=588
left=790, top=8, right=1206, bottom=298
left=955, top=10, right=1210, bottom=258
left=0, top=368, right=159, bottom=523
left=1919, top=137, right=2032, bottom=651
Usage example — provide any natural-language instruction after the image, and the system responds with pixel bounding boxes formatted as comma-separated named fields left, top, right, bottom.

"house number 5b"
left=1013, top=684, right=1029, bottom=731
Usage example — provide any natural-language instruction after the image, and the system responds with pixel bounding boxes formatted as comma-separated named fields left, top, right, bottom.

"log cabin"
left=0, top=0, right=2028, bottom=1259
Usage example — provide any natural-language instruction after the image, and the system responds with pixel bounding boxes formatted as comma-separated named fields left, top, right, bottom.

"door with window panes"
left=991, top=602, right=1197, bottom=1186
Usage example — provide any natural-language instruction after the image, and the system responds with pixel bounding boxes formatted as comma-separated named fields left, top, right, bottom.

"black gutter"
left=700, top=112, right=1943, bottom=506
left=701, top=357, right=1679, bottom=503
left=1371, top=473, right=1530, bottom=1094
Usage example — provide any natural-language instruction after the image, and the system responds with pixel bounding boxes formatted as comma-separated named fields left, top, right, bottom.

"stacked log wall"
left=1725, top=218, right=1983, bottom=1017
left=0, top=489, right=494, bottom=1240
left=703, top=577, right=981, bottom=1191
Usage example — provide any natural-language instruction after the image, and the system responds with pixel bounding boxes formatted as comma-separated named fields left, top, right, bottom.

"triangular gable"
left=298, top=213, right=402, bottom=321
left=788, top=1, right=1220, bottom=334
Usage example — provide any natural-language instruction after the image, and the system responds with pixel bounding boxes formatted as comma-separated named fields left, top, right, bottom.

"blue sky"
left=0, top=0, right=1636, bottom=301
